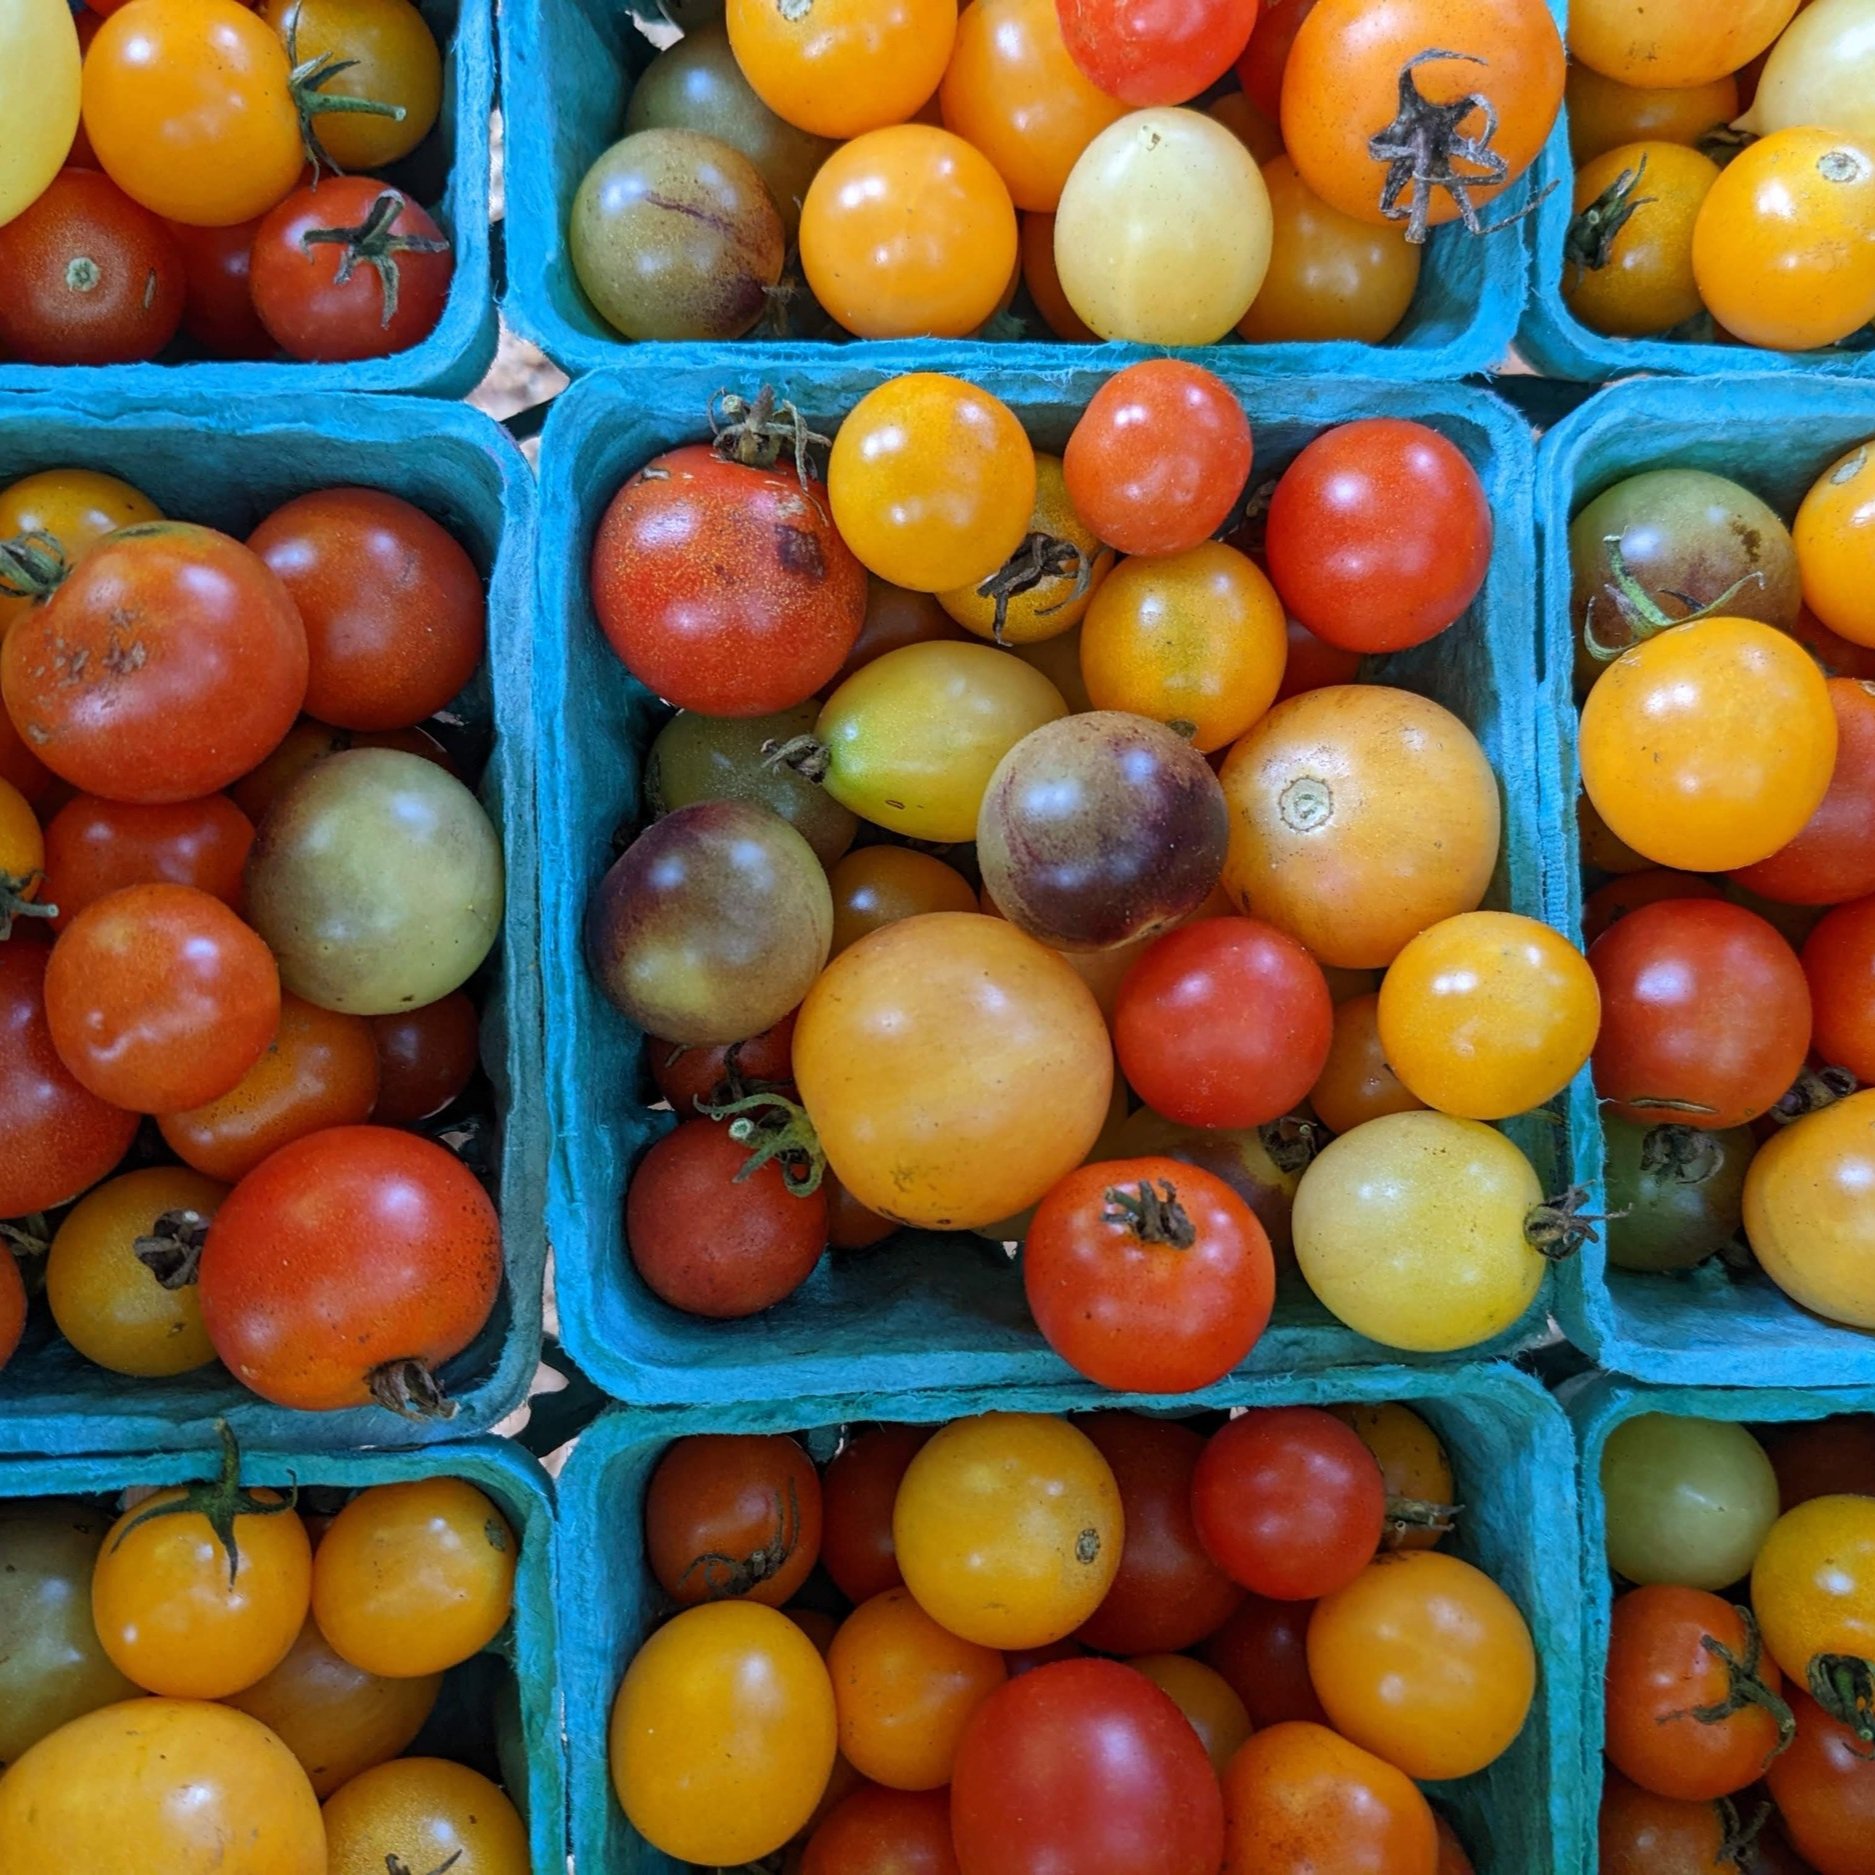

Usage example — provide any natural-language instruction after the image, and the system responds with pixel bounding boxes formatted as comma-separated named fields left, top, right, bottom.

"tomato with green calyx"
left=1598, top=1769, right=1755, bottom=1875
left=1604, top=1117, right=1755, bottom=1274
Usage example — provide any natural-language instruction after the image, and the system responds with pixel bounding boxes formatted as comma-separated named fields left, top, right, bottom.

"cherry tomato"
left=1602, top=1412, right=1781, bottom=1591
left=1063, top=361, right=1252, bottom=559
left=1235, top=0, right=1316, bottom=117
left=0, top=168, right=184, bottom=364
left=1019, top=210, right=1098, bottom=340
left=44, top=882, right=279, bottom=1113
left=1056, top=0, right=1259, bottom=105
left=1222, top=1721, right=1438, bottom=1875
left=645, top=1433, right=823, bottom=1609
left=822, top=1424, right=932, bottom=1603
left=229, top=716, right=455, bottom=824
left=1767, top=1689, right=1875, bottom=1875
left=893, top=1412, right=1122, bottom=1650
left=166, top=217, right=275, bottom=357
left=1328, top=1402, right=1458, bottom=1552
left=803, top=1784, right=959, bottom=1875
left=1767, top=1416, right=1875, bottom=1510
left=199, top=1124, right=502, bottom=1413
left=1201, top=1594, right=1329, bottom=1727
left=648, top=1010, right=796, bottom=1117
left=41, top=792, right=253, bottom=934
left=370, top=992, right=480, bottom=1123
left=1, top=0, right=80, bottom=230
left=950, top=1658, right=1225, bottom=1875
left=1569, top=0, right=1802, bottom=92
left=1435, top=1816, right=1478, bottom=1875
left=1566, top=63, right=1739, bottom=165
left=1745, top=1087, right=1875, bottom=1330
left=1309, top=990, right=1424, bottom=1134
left=1753, top=1495, right=1875, bottom=1731
left=1584, top=870, right=1723, bottom=947
left=1220, top=685, right=1500, bottom=968
left=259, top=0, right=442, bottom=170
left=829, top=375, right=1036, bottom=594
left=826, top=577, right=967, bottom=694
left=0, top=1249, right=20, bottom=1368
left=1564, top=141, right=1718, bottom=339
left=1732, top=680, right=1875, bottom=905
left=1796, top=439, right=1875, bottom=651
left=1208, top=89, right=1284, bottom=163
left=610, top=1600, right=837, bottom=1865
left=1599, top=1770, right=1744, bottom=1875
left=0, top=467, right=161, bottom=644
left=251, top=181, right=453, bottom=361
left=1742, top=0, right=1875, bottom=144
left=312, top=1476, right=516, bottom=1678
left=828, top=849, right=977, bottom=958
left=322, top=1758, right=526, bottom=1875
left=1128, top=1653, right=1252, bottom=1775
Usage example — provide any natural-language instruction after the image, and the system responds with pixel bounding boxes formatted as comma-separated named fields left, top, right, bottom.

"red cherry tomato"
left=1063, top=361, right=1253, bottom=558
left=250, top=181, right=453, bottom=362
left=1074, top=1414, right=1245, bottom=1655
left=821, top=1424, right=933, bottom=1605
left=1766, top=1690, right=1875, bottom=1875
left=1201, top=1593, right=1330, bottom=1728
left=648, top=1011, right=797, bottom=1116
left=803, top=1785, right=959, bottom=1875
left=165, top=217, right=274, bottom=359
left=40, top=792, right=254, bottom=933
left=1265, top=420, right=1492, bottom=654
left=1273, top=613, right=1363, bottom=702
left=1804, top=896, right=1875, bottom=1084
left=1024, top=1156, right=1275, bottom=1393
left=1582, top=870, right=1723, bottom=948
left=1236, top=0, right=1318, bottom=116
left=0, top=1248, right=22, bottom=1370
left=1115, top=917, right=1333, bottom=1129
left=1056, top=0, right=1261, bottom=106
left=369, top=992, right=481, bottom=1124
left=1191, top=1406, right=1386, bottom=1600
left=950, top=1658, right=1226, bottom=1875
left=1765, top=1417, right=1875, bottom=1509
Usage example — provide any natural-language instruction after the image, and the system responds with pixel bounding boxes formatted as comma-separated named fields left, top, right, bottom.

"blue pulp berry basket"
left=497, top=0, right=1558, bottom=382
left=0, top=1434, right=563, bottom=1866
left=0, top=0, right=496, bottom=399
left=1518, top=103, right=1875, bottom=382
left=535, top=361, right=1558, bottom=1408
left=0, top=392, right=546, bottom=1454
left=559, top=1362, right=1586, bottom=1875
left=1566, top=1374, right=1875, bottom=1829
left=1537, top=375, right=1875, bottom=1387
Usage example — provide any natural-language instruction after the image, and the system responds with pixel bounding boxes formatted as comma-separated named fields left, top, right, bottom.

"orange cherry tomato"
left=828, top=847, right=979, bottom=955
left=1564, top=141, right=1719, bottom=339
left=726, top=0, right=957, bottom=140
left=1795, top=439, right=1875, bottom=651
left=1309, top=991, right=1426, bottom=1135
left=1129, top=1654, right=1254, bottom=1776
left=0, top=469, right=161, bottom=643
left=1020, top=211, right=1099, bottom=340
left=1569, top=0, right=1799, bottom=89
left=1565, top=64, right=1739, bottom=166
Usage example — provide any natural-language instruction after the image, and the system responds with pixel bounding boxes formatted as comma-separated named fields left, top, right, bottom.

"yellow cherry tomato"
left=939, top=455, right=1111, bottom=645
left=310, top=1479, right=517, bottom=1679
left=45, top=1165, right=224, bottom=1377
left=1795, top=438, right=1875, bottom=649
left=609, top=1601, right=837, bottom=1866
left=1293, top=1111, right=1550, bottom=1352
left=1743, top=1089, right=1875, bottom=1330
left=1080, top=542, right=1287, bottom=753
left=1740, top=0, right=1875, bottom=143
left=1579, top=617, right=1838, bottom=873
left=1327, top=1402, right=1458, bottom=1551
left=795, top=912, right=1113, bottom=1229
left=0, top=0, right=81, bottom=229
left=1054, top=107, right=1273, bottom=346
left=1128, top=1654, right=1253, bottom=1775
left=1377, top=911, right=1600, bottom=1121
left=1750, top=1495, right=1875, bottom=1705
left=1569, top=0, right=1799, bottom=88
left=1563, top=141, right=1719, bottom=339
left=830, top=375, right=1037, bottom=593
left=0, top=468, right=161, bottom=641
left=1237, top=154, right=1421, bottom=344
left=0, top=774, right=46, bottom=919
left=1692, top=130, right=1875, bottom=353
left=322, top=1758, right=528, bottom=1875
left=260, top=0, right=442, bottom=171
left=1565, top=64, right=1739, bottom=166
left=892, top=1412, right=1123, bottom=1649
left=1309, top=991, right=1427, bottom=1136
left=725, top=0, right=957, bottom=140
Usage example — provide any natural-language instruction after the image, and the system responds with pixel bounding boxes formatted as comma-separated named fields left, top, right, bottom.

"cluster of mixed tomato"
left=611, top=1403, right=1519, bottom=1872
left=1557, top=0, right=1875, bottom=353
left=0, top=466, right=507, bottom=1415
left=1596, top=1409, right=1875, bottom=1874
left=1572, top=443, right=1875, bottom=1332
left=0, top=0, right=455, bottom=366
left=0, top=1439, right=528, bottom=1872
left=568, top=0, right=1569, bottom=346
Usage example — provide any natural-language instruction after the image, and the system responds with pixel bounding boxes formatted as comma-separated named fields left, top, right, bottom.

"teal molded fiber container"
left=1537, top=375, right=1875, bottom=1386
left=1519, top=107, right=1875, bottom=382
left=0, top=1436, right=563, bottom=1866
left=497, top=0, right=1558, bottom=382
left=0, top=394, right=546, bottom=1454
left=537, top=365, right=1557, bottom=1407
left=1567, top=1375, right=1875, bottom=1825
left=560, top=1363, right=1585, bottom=1874
left=0, top=0, right=495, bottom=399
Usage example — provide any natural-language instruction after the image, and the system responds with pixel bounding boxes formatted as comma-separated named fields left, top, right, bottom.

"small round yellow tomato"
left=1750, top=1494, right=1875, bottom=1695
left=1129, top=1654, right=1253, bottom=1775
left=893, top=1412, right=1123, bottom=1649
left=0, top=774, right=46, bottom=915
left=1579, top=616, right=1838, bottom=873
left=939, top=455, right=1111, bottom=645
left=0, top=0, right=80, bottom=228
left=830, top=375, right=1036, bottom=593
left=800, top=125, right=1018, bottom=340
left=1208, top=90, right=1284, bottom=165
left=1795, top=439, right=1875, bottom=649
left=1308, top=1552, right=1536, bottom=1780
left=0, top=469, right=161, bottom=640
left=795, top=912, right=1113, bottom=1229
left=1055, top=107, right=1273, bottom=346
left=46, top=1166, right=224, bottom=1377
left=1327, top=1402, right=1457, bottom=1551
left=1565, top=63, right=1739, bottom=166
left=938, top=0, right=1127, bottom=211
left=1237, top=155, right=1421, bottom=344
left=1377, top=912, right=1600, bottom=1121
left=322, top=1758, right=528, bottom=1875
left=610, top=1601, right=836, bottom=1866
left=1743, top=1089, right=1875, bottom=1330
left=1563, top=141, right=1719, bottom=339
left=828, top=846, right=980, bottom=955
left=1741, top=0, right=1875, bottom=143
left=726, top=0, right=956, bottom=140
left=1292, top=1111, right=1550, bottom=1352
left=1309, top=991, right=1427, bottom=1136
left=1080, top=543, right=1287, bottom=753
left=1692, top=130, right=1875, bottom=353
left=259, top=0, right=442, bottom=170
left=1569, top=0, right=1799, bottom=88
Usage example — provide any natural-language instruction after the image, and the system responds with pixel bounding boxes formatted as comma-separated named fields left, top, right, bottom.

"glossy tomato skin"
left=1583, top=870, right=1723, bottom=948
left=1201, top=1593, right=1329, bottom=1727
left=1056, top=0, right=1259, bottom=104
left=1733, top=680, right=1875, bottom=906
left=593, top=444, right=866, bottom=715
left=647, top=1009, right=796, bottom=1114
left=1025, top=1156, right=1275, bottom=1393
left=0, top=168, right=184, bottom=364
left=250, top=180, right=453, bottom=361
left=1116, top=917, right=1333, bottom=1130
left=1074, top=1414, right=1244, bottom=1655
left=644, top=1433, right=823, bottom=1609
left=370, top=992, right=480, bottom=1124
left=2, top=523, right=307, bottom=804
left=950, top=1658, right=1226, bottom=1875
left=1266, top=420, right=1491, bottom=654
left=198, top=1124, right=502, bottom=1411
left=321, top=1758, right=526, bottom=1875
left=1599, top=1769, right=1744, bottom=1875
left=821, top=1424, right=931, bottom=1604
left=1767, top=1689, right=1875, bottom=1875
left=1236, top=0, right=1316, bottom=115
left=1751, top=1494, right=1875, bottom=1709
left=1802, top=896, right=1875, bottom=1082
left=166, top=217, right=274, bottom=358
left=248, top=488, right=484, bottom=731
left=1590, top=899, right=1812, bottom=1130
left=803, top=1785, right=959, bottom=1875
left=41, top=792, right=253, bottom=933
